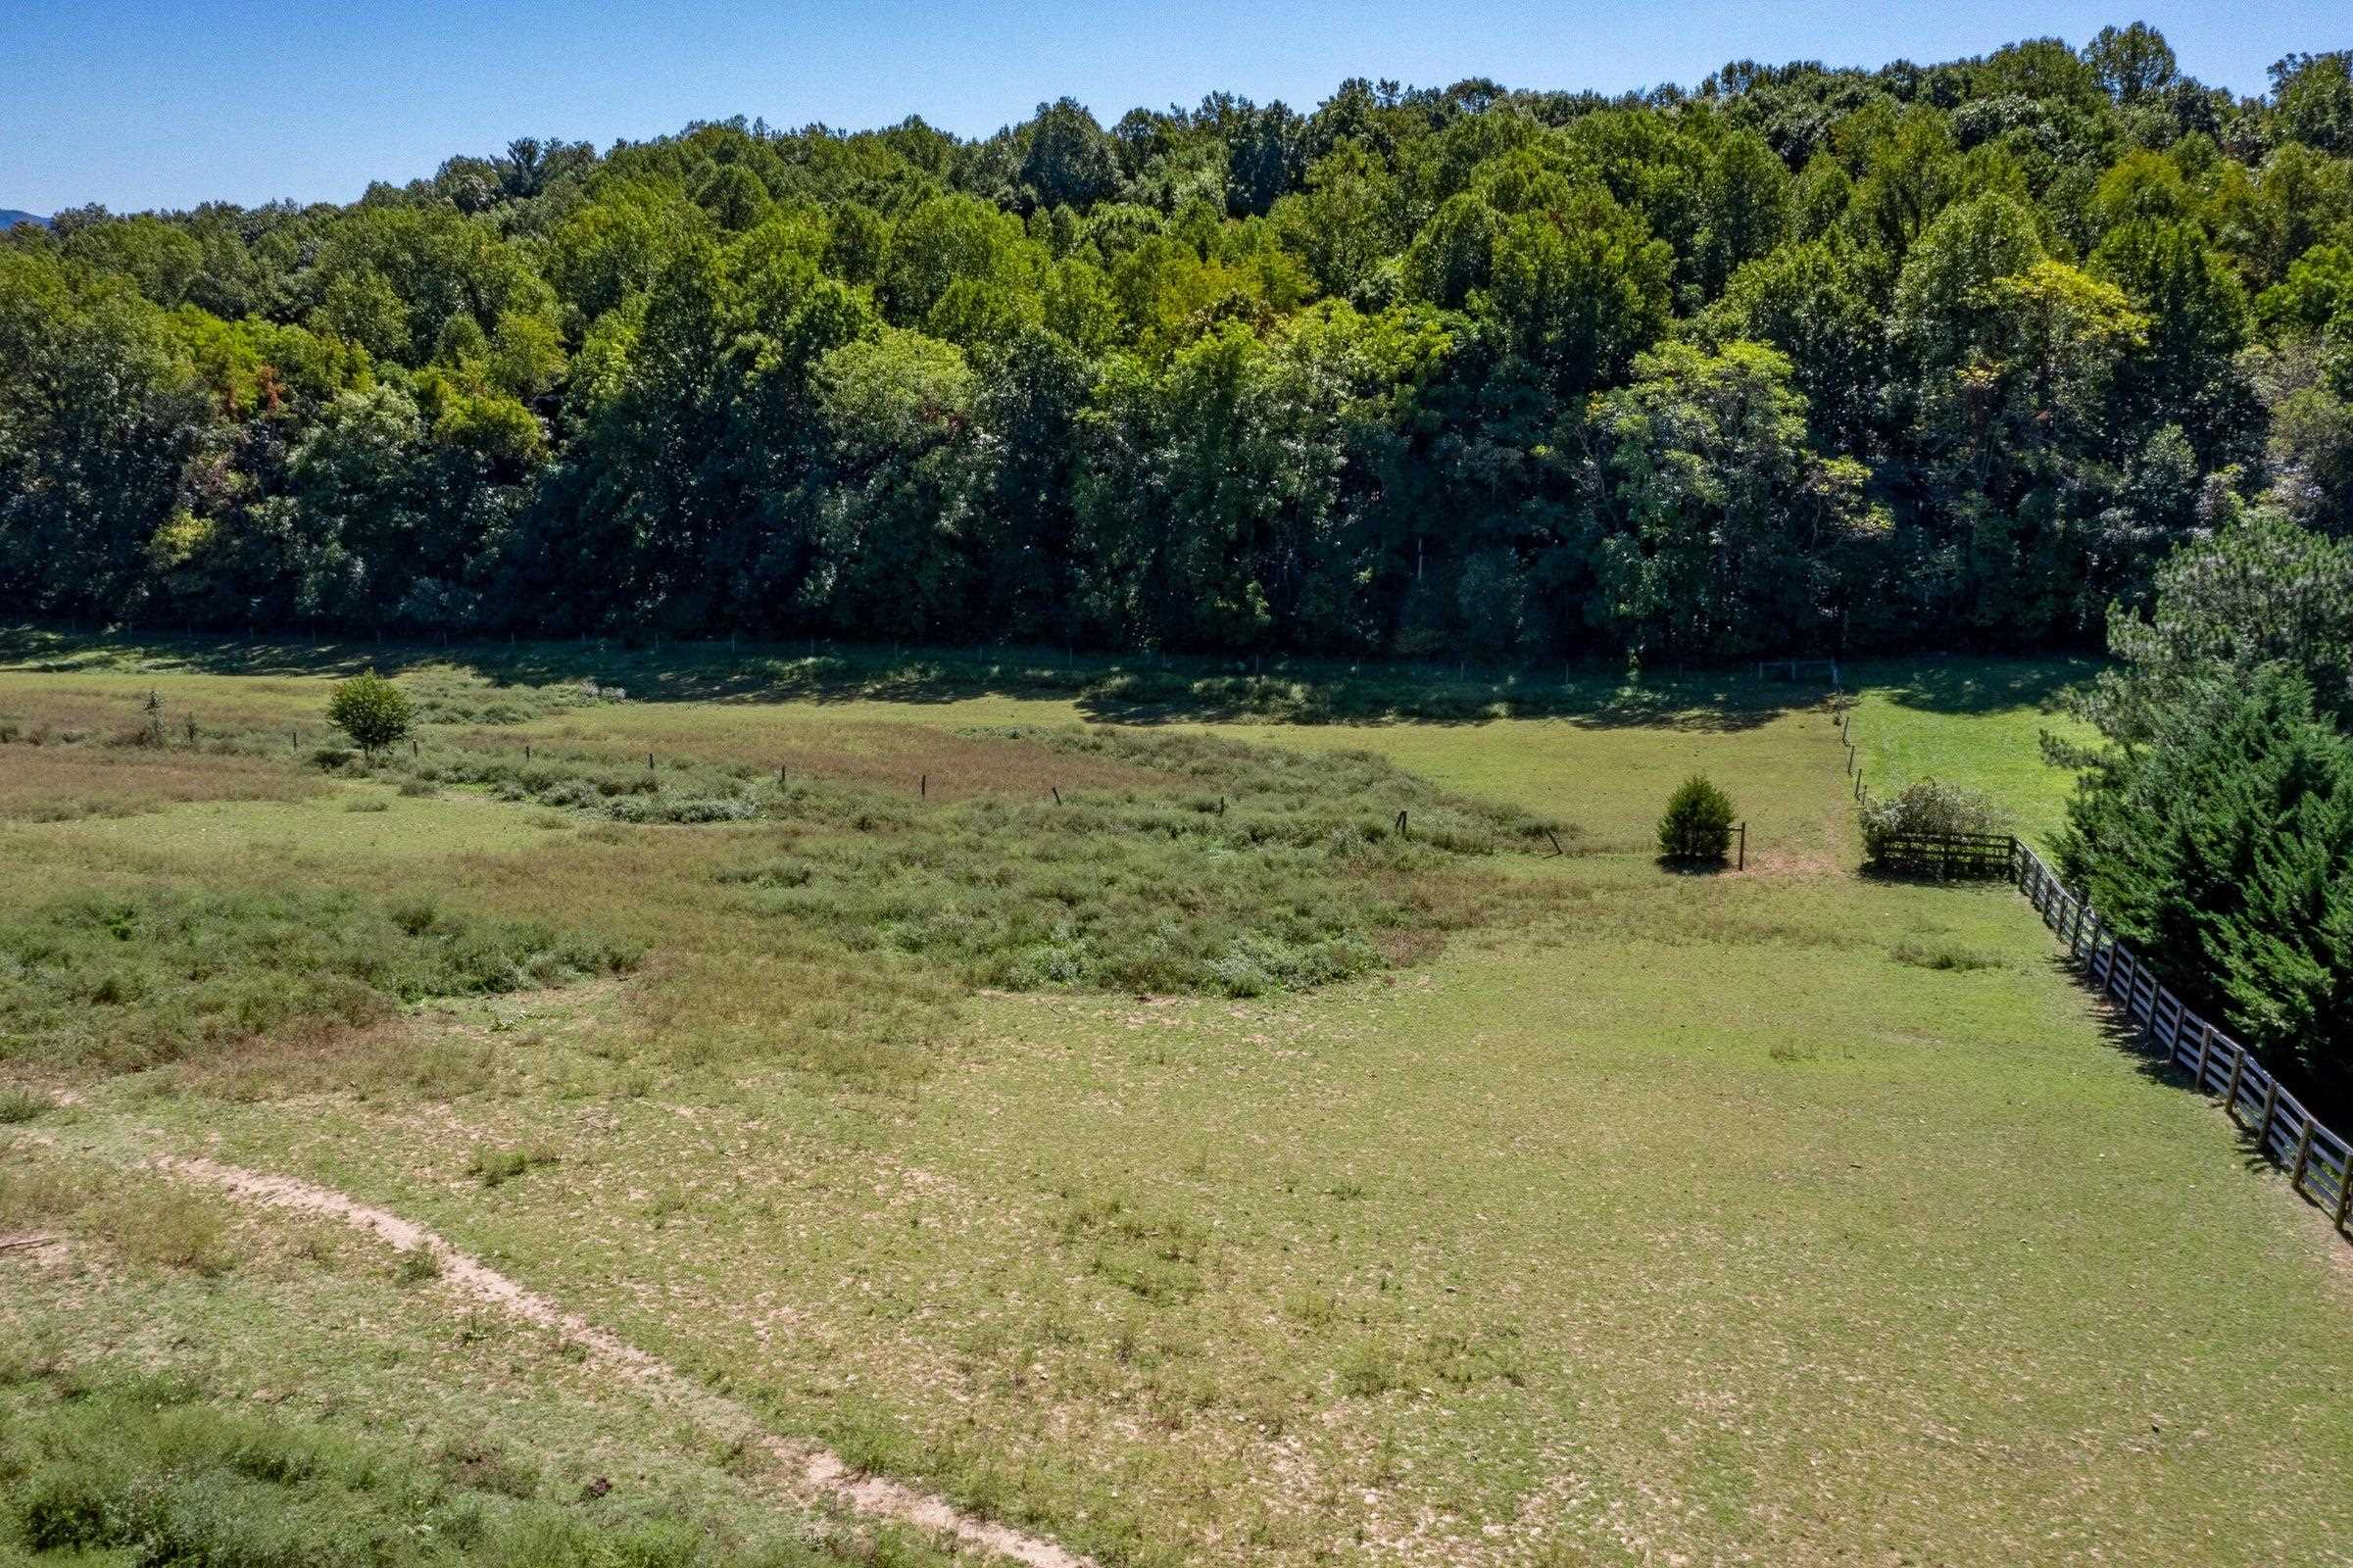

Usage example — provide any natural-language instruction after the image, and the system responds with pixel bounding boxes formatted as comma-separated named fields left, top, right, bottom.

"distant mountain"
left=0, top=210, right=48, bottom=229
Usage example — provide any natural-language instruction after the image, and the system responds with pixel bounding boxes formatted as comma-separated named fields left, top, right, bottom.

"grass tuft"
left=1890, top=938, right=2002, bottom=972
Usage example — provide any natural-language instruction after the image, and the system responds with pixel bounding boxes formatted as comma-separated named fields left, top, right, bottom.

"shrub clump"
left=1861, top=778, right=2010, bottom=860
left=325, top=671, right=416, bottom=759
left=1657, top=775, right=1737, bottom=863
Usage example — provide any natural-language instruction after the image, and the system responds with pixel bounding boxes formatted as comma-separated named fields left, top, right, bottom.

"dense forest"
left=5, top=28, right=2353, bottom=661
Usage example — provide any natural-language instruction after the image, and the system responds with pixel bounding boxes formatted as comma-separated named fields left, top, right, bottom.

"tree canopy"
left=8, top=36, right=2353, bottom=661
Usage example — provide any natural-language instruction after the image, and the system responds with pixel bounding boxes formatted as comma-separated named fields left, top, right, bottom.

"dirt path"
left=158, top=1155, right=1094, bottom=1568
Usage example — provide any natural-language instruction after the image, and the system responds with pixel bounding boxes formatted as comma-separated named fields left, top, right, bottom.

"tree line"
left=2060, top=514, right=2353, bottom=1108
left=6, top=30, right=2353, bottom=662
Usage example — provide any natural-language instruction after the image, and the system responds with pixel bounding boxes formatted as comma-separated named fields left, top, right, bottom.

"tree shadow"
left=2056, top=957, right=2315, bottom=1178
left=1855, top=863, right=2013, bottom=888
left=1851, top=655, right=2100, bottom=716
left=3, top=626, right=1838, bottom=732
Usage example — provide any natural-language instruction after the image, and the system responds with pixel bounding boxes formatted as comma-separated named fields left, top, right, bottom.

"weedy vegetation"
left=2, top=637, right=2349, bottom=1568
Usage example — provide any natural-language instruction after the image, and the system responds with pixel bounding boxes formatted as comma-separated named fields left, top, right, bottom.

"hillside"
left=1, top=34, right=2350, bottom=669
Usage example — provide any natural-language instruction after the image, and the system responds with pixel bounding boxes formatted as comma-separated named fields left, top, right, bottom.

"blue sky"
left=7, top=1, right=2346, bottom=214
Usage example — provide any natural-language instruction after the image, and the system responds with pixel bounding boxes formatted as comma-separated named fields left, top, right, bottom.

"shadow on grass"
left=1856, top=863, right=2015, bottom=888
left=1, top=626, right=1838, bottom=732
left=2055, top=956, right=2353, bottom=1187
left=1850, top=655, right=2101, bottom=717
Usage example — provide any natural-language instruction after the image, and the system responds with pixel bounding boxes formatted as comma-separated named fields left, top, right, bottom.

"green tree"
left=2270, top=51, right=2353, bottom=156
left=1592, top=340, right=1877, bottom=659
left=2067, top=514, right=2353, bottom=745
left=326, top=671, right=416, bottom=757
left=2060, top=665, right=2353, bottom=1098
left=2085, top=23, right=2179, bottom=104
left=1657, top=775, right=1738, bottom=863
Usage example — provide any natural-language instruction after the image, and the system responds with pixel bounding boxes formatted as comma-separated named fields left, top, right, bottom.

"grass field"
left=1838, top=656, right=2103, bottom=851
left=3, top=631, right=2348, bottom=1567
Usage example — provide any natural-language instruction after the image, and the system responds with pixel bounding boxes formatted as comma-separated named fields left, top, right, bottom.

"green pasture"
left=3, top=633, right=2345, bottom=1567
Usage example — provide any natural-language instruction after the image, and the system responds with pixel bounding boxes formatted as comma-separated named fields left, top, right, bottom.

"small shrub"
left=325, top=671, right=415, bottom=758
left=345, top=796, right=390, bottom=813
left=0, top=1086, right=47, bottom=1123
left=1861, top=778, right=2011, bottom=861
left=397, top=778, right=436, bottom=798
left=1657, top=774, right=1737, bottom=864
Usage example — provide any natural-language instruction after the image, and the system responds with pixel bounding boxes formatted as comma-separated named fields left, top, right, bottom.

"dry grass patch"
left=479, top=712, right=1179, bottom=803
left=0, top=744, right=321, bottom=821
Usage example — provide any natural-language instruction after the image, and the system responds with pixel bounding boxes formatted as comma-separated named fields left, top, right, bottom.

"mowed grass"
left=1840, top=656, right=2103, bottom=850
left=3, top=634, right=2350, bottom=1566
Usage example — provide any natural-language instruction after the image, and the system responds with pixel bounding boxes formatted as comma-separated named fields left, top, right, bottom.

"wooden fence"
left=2009, top=840, right=2353, bottom=1242
left=1868, top=830, right=2013, bottom=879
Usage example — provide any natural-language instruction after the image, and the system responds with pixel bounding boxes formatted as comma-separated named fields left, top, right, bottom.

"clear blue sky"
left=7, top=1, right=2347, bottom=215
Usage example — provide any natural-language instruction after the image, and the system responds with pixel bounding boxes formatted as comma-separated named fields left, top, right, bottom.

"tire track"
left=156, top=1155, right=1094, bottom=1568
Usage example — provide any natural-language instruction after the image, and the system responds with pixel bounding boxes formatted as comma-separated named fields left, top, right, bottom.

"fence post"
left=2336, top=1161, right=2353, bottom=1233
left=2290, top=1119, right=2317, bottom=1195
left=1738, top=822, right=1746, bottom=871
left=2224, top=1045, right=2247, bottom=1125
left=2257, top=1076, right=2280, bottom=1149
left=2191, top=1018, right=2213, bottom=1091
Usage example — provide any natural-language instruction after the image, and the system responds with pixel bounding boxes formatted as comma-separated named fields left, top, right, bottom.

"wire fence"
left=2008, top=839, right=2353, bottom=1244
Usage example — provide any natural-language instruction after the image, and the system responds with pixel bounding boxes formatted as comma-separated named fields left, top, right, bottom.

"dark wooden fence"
left=2010, top=840, right=2353, bottom=1243
left=1868, top=830, right=2013, bottom=879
